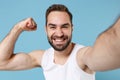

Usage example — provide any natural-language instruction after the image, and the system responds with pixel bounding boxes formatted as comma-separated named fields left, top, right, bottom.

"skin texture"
left=0, top=10, right=120, bottom=76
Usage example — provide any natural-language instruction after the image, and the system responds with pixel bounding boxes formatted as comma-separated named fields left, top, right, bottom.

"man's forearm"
left=0, top=25, right=23, bottom=61
left=0, top=18, right=37, bottom=63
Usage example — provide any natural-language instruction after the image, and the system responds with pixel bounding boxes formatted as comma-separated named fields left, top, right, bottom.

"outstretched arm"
left=0, top=18, right=44, bottom=70
left=83, top=17, right=120, bottom=71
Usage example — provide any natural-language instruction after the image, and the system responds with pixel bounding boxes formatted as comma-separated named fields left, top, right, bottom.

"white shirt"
left=41, top=44, right=95, bottom=80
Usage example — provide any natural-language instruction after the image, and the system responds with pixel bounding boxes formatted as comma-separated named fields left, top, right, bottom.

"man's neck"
left=53, top=43, right=75, bottom=65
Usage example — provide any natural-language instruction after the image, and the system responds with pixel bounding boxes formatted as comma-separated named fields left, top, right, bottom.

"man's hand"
left=15, top=17, right=37, bottom=31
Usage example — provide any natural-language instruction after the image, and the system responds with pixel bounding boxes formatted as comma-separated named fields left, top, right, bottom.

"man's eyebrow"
left=48, top=23, right=56, bottom=26
left=61, top=23, right=71, bottom=27
left=62, top=23, right=70, bottom=26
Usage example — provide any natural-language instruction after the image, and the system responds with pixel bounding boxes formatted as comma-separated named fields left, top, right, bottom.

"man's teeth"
left=55, top=39, right=64, bottom=41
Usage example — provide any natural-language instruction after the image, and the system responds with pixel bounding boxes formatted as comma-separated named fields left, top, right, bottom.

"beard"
left=47, top=34, right=72, bottom=51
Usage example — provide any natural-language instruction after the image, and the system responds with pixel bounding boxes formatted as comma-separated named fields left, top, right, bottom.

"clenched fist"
left=15, top=17, right=37, bottom=31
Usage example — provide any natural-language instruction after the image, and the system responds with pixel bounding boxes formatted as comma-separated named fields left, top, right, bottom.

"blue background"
left=0, top=0, right=120, bottom=80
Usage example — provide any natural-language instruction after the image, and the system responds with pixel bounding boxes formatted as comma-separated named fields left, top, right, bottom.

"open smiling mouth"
left=53, top=38, right=66, bottom=44
left=52, top=36, right=67, bottom=45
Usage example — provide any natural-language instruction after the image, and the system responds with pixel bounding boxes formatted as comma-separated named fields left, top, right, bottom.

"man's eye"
left=62, top=25, right=69, bottom=28
left=50, top=26, right=56, bottom=29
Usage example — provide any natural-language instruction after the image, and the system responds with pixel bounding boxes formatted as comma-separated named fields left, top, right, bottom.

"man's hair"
left=45, top=4, right=73, bottom=25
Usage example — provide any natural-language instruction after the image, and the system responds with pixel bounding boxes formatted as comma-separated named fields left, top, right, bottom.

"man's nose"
left=55, top=28, right=64, bottom=37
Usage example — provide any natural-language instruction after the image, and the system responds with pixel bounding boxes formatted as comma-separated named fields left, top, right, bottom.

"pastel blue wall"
left=0, top=0, right=120, bottom=80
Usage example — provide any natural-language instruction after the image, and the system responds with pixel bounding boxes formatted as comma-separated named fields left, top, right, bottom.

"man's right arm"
left=0, top=18, right=44, bottom=70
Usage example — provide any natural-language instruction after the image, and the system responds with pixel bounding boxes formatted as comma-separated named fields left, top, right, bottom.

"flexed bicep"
left=0, top=50, right=44, bottom=70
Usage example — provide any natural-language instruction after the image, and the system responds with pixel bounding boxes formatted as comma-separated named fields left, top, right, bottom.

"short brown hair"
left=45, top=4, right=73, bottom=25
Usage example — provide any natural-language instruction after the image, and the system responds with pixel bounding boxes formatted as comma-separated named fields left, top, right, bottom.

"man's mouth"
left=54, top=38, right=64, bottom=41
left=53, top=38, right=66, bottom=45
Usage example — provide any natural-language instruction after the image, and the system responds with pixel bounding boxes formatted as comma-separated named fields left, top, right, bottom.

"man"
left=0, top=4, right=120, bottom=80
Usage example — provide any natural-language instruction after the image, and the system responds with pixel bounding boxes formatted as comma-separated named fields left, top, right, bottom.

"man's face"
left=46, top=11, right=73, bottom=51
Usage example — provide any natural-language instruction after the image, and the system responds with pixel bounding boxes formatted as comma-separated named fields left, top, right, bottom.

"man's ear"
left=72, top=25, right=73, bottom=32
left=45, top=26, right=47, bottom=34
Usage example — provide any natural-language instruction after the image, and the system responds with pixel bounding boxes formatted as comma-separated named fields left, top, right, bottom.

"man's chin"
left=52, top=44, right=67, bottom=51
left=53, top=48, right=65, bottom=51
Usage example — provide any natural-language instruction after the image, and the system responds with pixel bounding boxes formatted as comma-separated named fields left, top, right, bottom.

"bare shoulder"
left=28, top=50, right=45, bottom=67
left=77, top=46, right=94, bottom=74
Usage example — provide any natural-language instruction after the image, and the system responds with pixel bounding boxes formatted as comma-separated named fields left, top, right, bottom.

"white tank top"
left=41, top=44, right=95, bottom=80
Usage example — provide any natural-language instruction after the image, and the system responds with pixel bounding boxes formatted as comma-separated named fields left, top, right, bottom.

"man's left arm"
left=83, top=17, right=120, bottom=71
